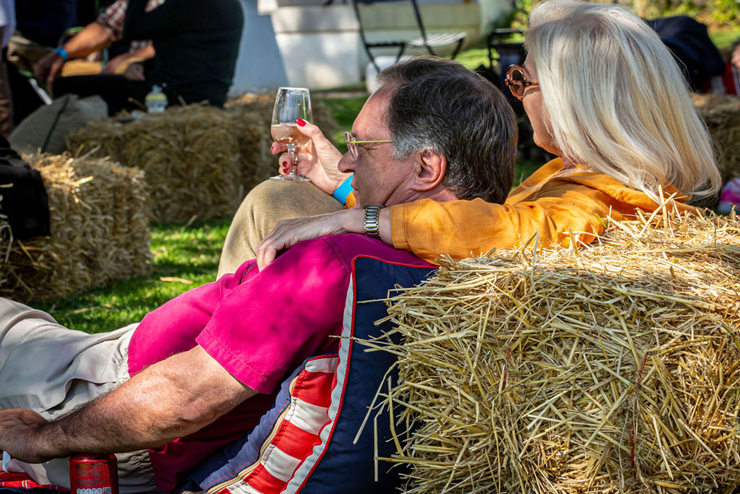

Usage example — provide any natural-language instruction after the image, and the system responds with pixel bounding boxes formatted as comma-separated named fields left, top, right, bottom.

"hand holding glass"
left=270, top=87, right=312, bottom=181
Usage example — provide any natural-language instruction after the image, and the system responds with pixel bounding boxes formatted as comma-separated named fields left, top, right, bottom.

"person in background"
left=8, top=0, right=77, bottom=124
left=0, top=0, right=13, bottom=137
left=244, top=0, right=722, bottom=272
left=14, top=0, right=77, bottom=50
left=121, top=0, right=244, bottom=108
left=35, top=0, right=243, bottom=114
left=32, top=0, right=159, bottom=115
left=34, top=0, right=160, bottom=86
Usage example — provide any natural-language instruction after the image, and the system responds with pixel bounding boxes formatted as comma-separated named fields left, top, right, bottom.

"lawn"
left=37, top=219, right=231, bottom=333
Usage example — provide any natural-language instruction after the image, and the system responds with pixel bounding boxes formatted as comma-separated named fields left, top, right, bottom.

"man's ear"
left=414, top=148, right=447, bottom=191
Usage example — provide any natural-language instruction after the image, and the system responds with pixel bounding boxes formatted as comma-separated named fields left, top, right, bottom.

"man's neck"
left=385, top=186, right=458, bottom=208
left=425, top=188, right=458, bottom=202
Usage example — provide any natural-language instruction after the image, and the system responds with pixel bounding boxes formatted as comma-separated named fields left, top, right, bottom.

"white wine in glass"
left=270, top=87, right=312, bottom=181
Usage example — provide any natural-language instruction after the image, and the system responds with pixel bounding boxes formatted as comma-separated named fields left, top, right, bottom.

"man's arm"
left=102, top=44, right=155, bottom=75
left=0, top=345, right=256, bottom=463
left=34, top=23, right=116, bottom=83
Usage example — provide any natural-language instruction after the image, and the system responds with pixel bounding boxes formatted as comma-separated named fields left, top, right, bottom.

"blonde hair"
left=525, top=0, right=721, bottom=202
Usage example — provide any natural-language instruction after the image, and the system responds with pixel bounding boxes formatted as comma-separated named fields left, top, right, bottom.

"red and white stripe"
left=215, top=356, right=338, bottom=494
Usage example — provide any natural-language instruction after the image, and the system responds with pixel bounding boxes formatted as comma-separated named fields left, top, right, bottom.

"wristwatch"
left=364, top=206, right=384, bottom=238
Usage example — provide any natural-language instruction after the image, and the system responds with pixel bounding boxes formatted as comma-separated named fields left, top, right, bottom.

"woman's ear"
left=415, top=148, right=447, bottom=191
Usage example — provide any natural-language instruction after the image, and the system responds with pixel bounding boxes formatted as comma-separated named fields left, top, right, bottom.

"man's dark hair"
left=377, top=57, right=517, bottom=204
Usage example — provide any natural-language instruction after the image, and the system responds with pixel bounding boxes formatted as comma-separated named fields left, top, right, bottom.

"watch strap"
left=364, top=205, right=383, bottom=238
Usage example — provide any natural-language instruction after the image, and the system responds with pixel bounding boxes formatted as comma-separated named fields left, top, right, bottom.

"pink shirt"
left=127, top=234, right=433, bottom=492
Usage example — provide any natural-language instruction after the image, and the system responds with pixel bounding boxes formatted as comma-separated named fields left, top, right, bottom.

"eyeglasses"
left=505, top=64, right=540, bottom=100
left=345, top=131, right=393, bottom=160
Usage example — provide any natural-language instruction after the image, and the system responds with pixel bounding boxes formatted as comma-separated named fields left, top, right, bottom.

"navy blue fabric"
left=646, top=16, right=724, bottom=90
left=15, top=0, right=78, bottom=48
left=301, top=257, right=434, bottom=493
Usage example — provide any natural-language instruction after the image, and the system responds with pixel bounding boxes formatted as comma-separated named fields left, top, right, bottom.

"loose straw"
left=363, top=211, right=740, bottom=493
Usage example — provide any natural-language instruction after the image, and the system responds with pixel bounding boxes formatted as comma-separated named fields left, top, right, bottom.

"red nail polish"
left=296, top=118, right=306, bottom=127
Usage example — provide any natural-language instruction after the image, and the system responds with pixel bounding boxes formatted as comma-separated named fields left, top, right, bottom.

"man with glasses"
left=0, top=58, right=516, bottom=493
left=219, top=57, right=517, bottom=276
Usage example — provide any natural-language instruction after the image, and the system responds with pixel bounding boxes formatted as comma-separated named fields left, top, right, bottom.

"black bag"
left=0, top=137, right=51, bottom=240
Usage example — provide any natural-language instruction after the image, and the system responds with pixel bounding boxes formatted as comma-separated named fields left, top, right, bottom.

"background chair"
left=352, top=0, right=467, bottom=73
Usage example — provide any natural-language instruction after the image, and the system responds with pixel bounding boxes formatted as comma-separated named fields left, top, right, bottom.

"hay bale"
left=691, top=93, right=740, bottom=182
left=0, top=153, right=151, bottom=303
left=67, top=96, right=341, bottom=223
left=371, top=210, right=740, bottom=493
left=67, top=105, right=243, bottom=223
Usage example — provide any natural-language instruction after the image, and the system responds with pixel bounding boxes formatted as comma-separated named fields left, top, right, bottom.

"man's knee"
left=241, top=180, right=344, bottom=226
left=218, top=181, right=344, bottom=276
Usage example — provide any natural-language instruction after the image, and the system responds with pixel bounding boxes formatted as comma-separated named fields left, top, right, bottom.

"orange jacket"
left=389, top=158, right=695, bottom=263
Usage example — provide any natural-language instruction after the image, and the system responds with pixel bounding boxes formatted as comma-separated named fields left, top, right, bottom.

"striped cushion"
left=0, top=471, right=62, bottom=491
left=183, top=356, right=338, bottom=494
left=183, top=257, right=435, bottom=494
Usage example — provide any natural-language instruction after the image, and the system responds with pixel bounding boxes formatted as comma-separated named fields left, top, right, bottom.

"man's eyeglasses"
left=505, top=64, right=540, bottom=100
left=345, top=131, right=393, bottom=160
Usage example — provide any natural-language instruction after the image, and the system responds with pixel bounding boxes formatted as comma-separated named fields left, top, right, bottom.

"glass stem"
left=287, top=145, right=297, bottom=177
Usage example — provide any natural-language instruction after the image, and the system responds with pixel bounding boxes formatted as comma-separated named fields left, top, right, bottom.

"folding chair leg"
left=394, top=43, right=407, bottom=64
left=450, top=38, right=464, bottom=60
left=369, top=56, right=381, bottom=75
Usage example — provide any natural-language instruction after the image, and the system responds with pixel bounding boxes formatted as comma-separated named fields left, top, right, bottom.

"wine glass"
left=270, top=87, right=312, bottom=181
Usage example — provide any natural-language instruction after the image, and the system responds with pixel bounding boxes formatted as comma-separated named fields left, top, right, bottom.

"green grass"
left=36, top=219, right=230, bottom=334
left=710, top=27, right=740, bottom=49
left=320, top=96, right=370, bottom=153
left=455, top=47, right=492, bottom=71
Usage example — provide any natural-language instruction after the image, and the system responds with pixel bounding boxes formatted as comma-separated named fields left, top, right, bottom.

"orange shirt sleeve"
left=388, top=160, right=676, bottom=264
left=390, top=193, right=612, bottom=263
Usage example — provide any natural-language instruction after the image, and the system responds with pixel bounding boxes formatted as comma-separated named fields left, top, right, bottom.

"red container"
left=69, top=454, right=119, bottom=494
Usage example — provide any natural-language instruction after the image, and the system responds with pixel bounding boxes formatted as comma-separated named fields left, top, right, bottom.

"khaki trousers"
left=0, top=298, right=160, bottom=494
left=217, top=180, right=344, bottom=277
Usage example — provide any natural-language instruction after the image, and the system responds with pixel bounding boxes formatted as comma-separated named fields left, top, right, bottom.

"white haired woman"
left=228, top=0, right=722, bottom=271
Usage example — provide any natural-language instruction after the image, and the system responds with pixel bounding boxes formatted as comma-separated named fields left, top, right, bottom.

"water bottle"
left=145, top=85, right=168, bottom=114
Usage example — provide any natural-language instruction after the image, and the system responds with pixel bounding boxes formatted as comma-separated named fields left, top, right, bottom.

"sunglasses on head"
left=505, top=65, right=540, bottom=100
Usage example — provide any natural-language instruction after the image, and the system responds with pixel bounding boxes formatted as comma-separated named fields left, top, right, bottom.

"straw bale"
left=691, top=94, right=740, bottom=182
left=67, top=97, right=339, bottom=222
left=67, top=105, right=243, bottom=223
left=369, top=209, right=740, bottom=493
left=0, top=153, right=151, bottom=303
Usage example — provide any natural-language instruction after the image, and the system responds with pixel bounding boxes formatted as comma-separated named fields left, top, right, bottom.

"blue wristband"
left=332, top=174, right=354, bottom=205
left=55, top=47, right=69, bottom=62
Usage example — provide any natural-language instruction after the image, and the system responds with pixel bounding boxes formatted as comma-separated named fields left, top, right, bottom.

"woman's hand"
left=271, top=120, right=349, bottom=194
left=256, top=209, right=365, bottom=270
